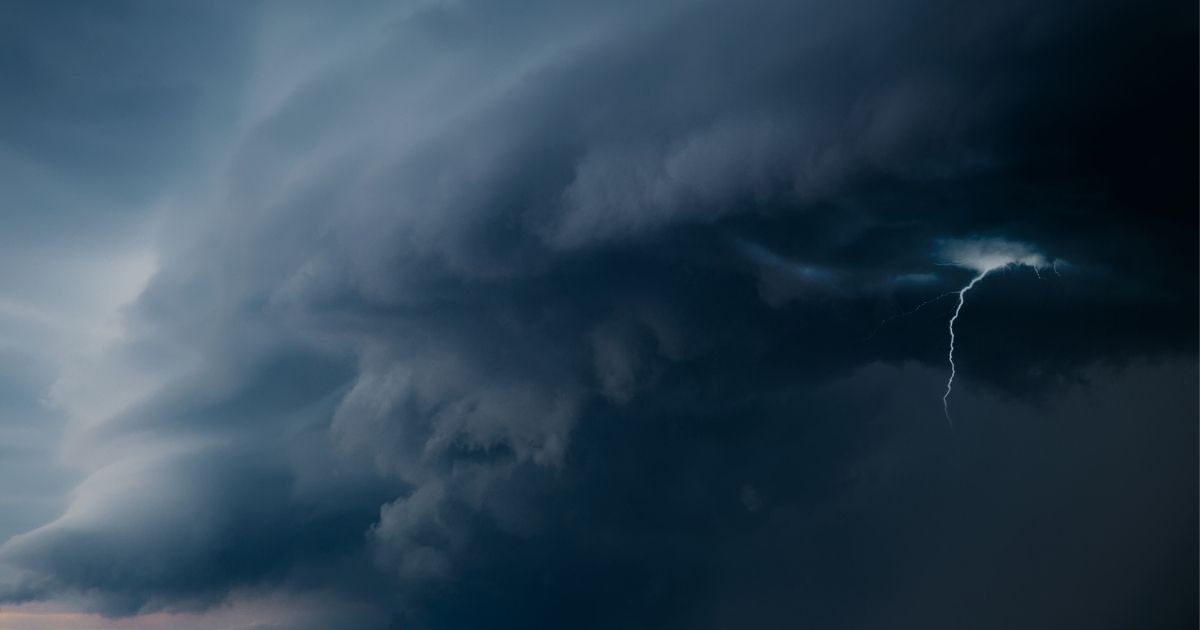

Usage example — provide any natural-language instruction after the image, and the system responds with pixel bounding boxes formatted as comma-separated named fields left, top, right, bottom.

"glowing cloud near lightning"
left=936, top=238, right=1051, bottom=426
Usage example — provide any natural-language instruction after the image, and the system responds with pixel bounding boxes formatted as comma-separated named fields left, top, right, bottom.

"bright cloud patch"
left=938, top=237, right=1049, bottom=273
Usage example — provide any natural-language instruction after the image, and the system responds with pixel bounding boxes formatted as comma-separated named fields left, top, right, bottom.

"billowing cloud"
left=0, top=0, right=1193, bottom=628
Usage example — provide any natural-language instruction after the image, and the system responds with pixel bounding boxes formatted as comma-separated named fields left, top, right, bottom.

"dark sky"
left=0, top=1, right=1195, bottom=629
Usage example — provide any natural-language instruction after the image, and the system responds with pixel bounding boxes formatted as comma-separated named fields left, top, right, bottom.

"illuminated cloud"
left=937, top=237, right=1049, bottom=273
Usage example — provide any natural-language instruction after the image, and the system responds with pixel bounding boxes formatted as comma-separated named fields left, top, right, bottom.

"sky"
left=0, top=1, right=1195, bottom=629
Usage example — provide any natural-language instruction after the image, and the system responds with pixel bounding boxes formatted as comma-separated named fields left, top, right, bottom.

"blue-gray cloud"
left=0, top=0, right=1194, bottom=628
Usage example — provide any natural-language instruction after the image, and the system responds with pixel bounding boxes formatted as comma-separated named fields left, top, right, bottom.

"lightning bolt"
left=929, top=238, right=1059, bottom=425
left=941, top=268, right=992, bottom=426
left=863, top=290, right=958, bottom=342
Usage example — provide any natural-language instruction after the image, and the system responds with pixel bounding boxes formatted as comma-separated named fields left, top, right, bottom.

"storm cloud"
left=0, top=0, right=1194, bottom=628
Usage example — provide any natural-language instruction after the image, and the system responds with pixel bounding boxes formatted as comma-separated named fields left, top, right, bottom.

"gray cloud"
left=0, top=0, right=1193, bottom=628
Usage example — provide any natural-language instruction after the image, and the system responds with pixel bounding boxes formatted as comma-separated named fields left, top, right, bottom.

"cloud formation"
left=938, top=237, right=1048, bottom=273
left=0, top=0, right=1194, bottom=628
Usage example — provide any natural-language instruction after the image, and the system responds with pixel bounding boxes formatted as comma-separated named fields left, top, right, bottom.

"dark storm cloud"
left=0, top=0, right=1194, bottom=628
